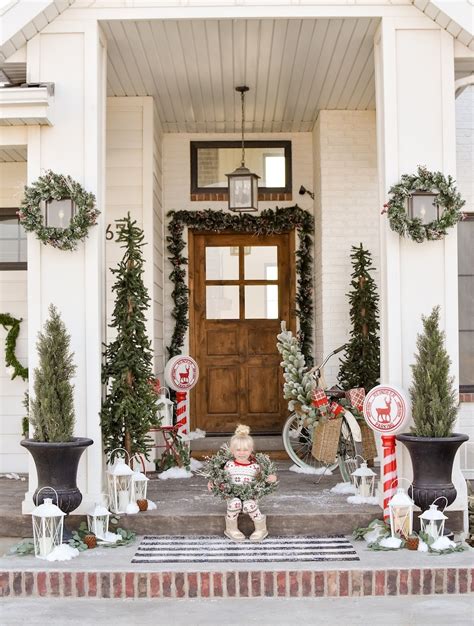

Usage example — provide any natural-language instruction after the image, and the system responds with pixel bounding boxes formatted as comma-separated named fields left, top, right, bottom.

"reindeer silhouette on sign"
left=179, top=365, right=190, bottom=385
left=376, top=396, right=392, bottom=423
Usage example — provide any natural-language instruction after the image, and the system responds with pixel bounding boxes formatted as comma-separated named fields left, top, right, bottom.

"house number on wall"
left=106, top=223, right=126, bottom=241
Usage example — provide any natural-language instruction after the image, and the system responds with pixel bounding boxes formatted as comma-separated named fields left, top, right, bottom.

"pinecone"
left=405, top=536, right=419, bottom=551
left=84, top=534, right=97, bottom=549
left=137, top=499, right=148, bottom=512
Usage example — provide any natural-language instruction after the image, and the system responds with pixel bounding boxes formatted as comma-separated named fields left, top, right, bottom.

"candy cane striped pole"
left=175, top=391, right=188, bottom=438
left=381, top=435, right=398, bottom=521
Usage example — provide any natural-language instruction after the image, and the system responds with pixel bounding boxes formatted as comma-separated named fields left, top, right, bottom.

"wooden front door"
left=190, top=232, right=295, bottom=434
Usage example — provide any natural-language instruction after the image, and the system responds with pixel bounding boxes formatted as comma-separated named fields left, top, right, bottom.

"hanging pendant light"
left=226, top=86, right=260, bottom=212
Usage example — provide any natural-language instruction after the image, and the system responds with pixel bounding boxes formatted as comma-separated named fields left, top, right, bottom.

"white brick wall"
left=313, top=111, right=380, bottom=385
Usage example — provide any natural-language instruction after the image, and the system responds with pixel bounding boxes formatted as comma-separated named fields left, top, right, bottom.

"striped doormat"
left=132, top=535, right=359, bottom=563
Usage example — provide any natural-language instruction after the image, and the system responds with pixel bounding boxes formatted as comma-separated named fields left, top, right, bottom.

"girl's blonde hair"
left=229, top=424, right=254, bottom=452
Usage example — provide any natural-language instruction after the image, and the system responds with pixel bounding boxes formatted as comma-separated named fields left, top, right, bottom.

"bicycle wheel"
left=282, top=412, right=338, bottom=474
left=337, top=416, right=363, bottom=482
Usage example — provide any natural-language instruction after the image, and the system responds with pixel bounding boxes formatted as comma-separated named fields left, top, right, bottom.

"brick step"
left=1, top=567, right=473, bottom=599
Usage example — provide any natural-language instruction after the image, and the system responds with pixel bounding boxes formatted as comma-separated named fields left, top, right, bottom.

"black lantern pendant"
left=226, top=86, right=259, bottom=212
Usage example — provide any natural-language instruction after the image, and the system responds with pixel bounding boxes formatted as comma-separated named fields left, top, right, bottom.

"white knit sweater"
left=224, top=460, right=260, bottom=485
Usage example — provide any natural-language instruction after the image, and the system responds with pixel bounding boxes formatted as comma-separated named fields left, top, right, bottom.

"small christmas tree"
left=101, top=214, right=159, bottom=460
left=30, top=304, right=75, bottom=442
left=338, top=244, right=380, bottom=391
left=410, top=306, right=458, bottom=438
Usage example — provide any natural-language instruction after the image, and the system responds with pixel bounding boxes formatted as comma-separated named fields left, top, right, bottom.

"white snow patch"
left=45, top=544, right=79, bottom=561
left=379, top=536, right=403, bottom=549
left=431, top=536, right=456, bottom=551
left=289, top=464, right=333, bottom=475
left=147, top=499, right=157, bottom=510
left=347, top=495, right=379, bottom=505
left=190, top=458, right=203, bottom=471
left=417, top=539, right=429, bottom=552
left=364, top=528, right=386, bottom=544
left=181, top=429, right=206, bottom=441
left=331, top=482, right=357, bottom=495
left=158, top=466, right=193, bottom=480
left=97, top=531, right=120, bottom=544
left=126, top=502, right=139, bottom=514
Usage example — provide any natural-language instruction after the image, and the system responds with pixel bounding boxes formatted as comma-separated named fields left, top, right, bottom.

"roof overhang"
left=0, top=84, right=54, bottom=126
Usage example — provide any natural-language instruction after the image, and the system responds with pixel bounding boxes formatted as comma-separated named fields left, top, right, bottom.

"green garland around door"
left=0, top=313, right=28, bottom=381
left=18, top=170, right=100, bottom=251
left=166, top=206, right=315, bottom=364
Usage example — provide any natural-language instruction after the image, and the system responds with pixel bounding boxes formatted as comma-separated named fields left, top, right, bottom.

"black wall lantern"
left=44, top=198, right=75, bottom=228
left=408, top=191, right=440, bottom=225
left=226, top=86, right=259, bottom=212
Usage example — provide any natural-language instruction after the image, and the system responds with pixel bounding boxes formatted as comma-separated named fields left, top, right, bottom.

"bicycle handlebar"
left=308, top=344, right=346, bottom=381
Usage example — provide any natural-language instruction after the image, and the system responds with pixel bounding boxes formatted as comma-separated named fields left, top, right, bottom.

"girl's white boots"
left=249, top=515, right=268, bottom=542
left=224, top=516, right=246, bottom=542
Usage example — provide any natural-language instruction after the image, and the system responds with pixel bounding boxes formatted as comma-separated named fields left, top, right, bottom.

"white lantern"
left=351, top=461, right=376, bottom=498
left=419, top=499, right=448, bottom=542
left=388, top=487, right=415, bottom=539
left=31, top=494, right=65, bottom=559
left=107, top=453, right=134, bottom=514
left=87, top=503, right=110, bottom=541
left=131, top=470, right=149, bottom=503
left=157, top=387, right=174, bottom=428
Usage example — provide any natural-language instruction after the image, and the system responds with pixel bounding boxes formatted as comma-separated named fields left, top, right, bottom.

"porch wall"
left=0, top=162, right=28, bottom=473
left=313, top=110, right=380, bottom=384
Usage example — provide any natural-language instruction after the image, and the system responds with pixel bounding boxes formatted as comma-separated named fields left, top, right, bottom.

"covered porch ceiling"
left=103, top=18, right=379, bottom=134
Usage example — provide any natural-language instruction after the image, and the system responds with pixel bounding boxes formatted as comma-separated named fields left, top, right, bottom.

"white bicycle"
left=282, top=346, right=363, bottom=482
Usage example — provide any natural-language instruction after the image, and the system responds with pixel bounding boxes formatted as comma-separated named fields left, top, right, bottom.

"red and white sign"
left=363, top=385, right=409, bottom=434
left=164, top=356, right=199, bottom=392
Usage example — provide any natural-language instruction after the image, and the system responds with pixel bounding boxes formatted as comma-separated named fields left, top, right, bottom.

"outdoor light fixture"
left=226, top=86, right=260, bottom=212
left=388, top=486, right=415, bottom=539
left=107, top=450, right=134, bottom=514
left=45, top=198, right=75, bottom=228
left=131, top=468, right=150, bottom=504
left=418, top=497, right=448, bottom=542
left=156, top=386, right=174, bottom=428
left=299, top=185, right=315, bottom=200
left=351, top=460, right=376, bottom=498
left=31, top=488, right=65, bottom=559
left=408, top=191, right=440, bottom=225
left=87, top=503, right=111, bottom=541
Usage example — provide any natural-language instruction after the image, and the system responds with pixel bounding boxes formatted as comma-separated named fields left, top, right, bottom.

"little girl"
left=209, top=424, right=277, bottom=542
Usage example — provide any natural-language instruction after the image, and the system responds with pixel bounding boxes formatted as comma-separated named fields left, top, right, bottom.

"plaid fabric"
left=312, top=388, right=329, bottom=408
left=345, top=387, right=366, bottom=410
left=330, top=401, right=345, bottom=418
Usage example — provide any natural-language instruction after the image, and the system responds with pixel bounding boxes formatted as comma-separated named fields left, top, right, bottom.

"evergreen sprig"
left=338, top=244, right=380, bottom=392
left=166, top=206, right=315, bottom=364
left=29, top=304, right=75, bottom=442
left=410, top=306, right=458, bottom=438
left=0, top=313, right=28, bottom=380
left=101, top=214, right=159, bottom=460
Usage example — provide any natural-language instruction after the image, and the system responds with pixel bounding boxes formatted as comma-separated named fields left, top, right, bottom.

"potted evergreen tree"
left=21, top=305, right=93, bottom=515
left=396, top=306, right=468, bottom=512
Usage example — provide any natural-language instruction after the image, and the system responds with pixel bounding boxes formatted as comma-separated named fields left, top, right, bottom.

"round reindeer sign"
left=363, top=385, right=409, bottom=434
left=165, top=355, right=199, bottom=392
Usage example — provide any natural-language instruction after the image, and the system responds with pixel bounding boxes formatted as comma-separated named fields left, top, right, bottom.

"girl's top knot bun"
left=234, top=424, right=250, bottom=437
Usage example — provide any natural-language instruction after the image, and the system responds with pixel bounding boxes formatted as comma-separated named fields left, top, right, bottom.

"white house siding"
left=105, top=97, right=164, bottom=378
left=162, top=132, right=314, bottom=360
left=456, top=85, right=474, bottom=478
left=0, top=161, right=28, bottom=473
left=313, top=111, right=380, bottom=384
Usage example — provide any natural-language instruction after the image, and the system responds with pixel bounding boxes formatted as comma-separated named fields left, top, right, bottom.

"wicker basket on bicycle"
left=310, top=389, right=344, bottom=464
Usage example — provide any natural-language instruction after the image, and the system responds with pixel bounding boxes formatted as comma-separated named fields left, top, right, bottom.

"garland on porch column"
left=166, top=206, right=315, bottom=364
left=0, top=313, right=28, bottom=381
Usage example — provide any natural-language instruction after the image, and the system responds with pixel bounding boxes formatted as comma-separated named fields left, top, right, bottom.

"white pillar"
left=22, top=20, right=107, bottom=514
left=375, top=17, right=466, bottom=518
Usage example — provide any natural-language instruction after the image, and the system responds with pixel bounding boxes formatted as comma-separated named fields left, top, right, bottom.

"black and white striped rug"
left=132, top=535, right=359, bottom=563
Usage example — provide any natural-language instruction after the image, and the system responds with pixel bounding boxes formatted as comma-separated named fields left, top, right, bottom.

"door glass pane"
left=245, top=285, right=279, bottom=319
left=205, top=247, right=239, bottom=280
left=244, top=246, right=278, bottom=280
left=206, top=286, right=240, bottom=319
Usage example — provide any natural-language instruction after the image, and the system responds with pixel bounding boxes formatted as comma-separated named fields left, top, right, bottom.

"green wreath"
left=384, top=166, right=465, bottom=243
left=201, top=445, right=278, bottom=502
left=18, top=170, right=100, bottom=251
left=0, top=313, right=28, bottom=381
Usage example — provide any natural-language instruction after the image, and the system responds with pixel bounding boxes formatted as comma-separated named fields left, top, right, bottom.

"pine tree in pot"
left=396, top=306, right=468, bottom=513
left=21, top=305, right=93, bottom=516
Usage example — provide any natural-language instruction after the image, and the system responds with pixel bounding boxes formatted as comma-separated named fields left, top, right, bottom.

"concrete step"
left=191, top=435, right=284, bottom=452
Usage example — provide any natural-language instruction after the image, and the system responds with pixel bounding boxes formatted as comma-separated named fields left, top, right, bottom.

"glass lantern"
left=408, top=191, right=439, bottom=225
left=31, top=492, right=65, bottom=559
left=44, top=198, right=75, bottom=228
left=107, top=454, right=134, bottom=514
left=388, top=487, right=415, bottom=539
left=131, top=470, right=149, bottom=503
left=226, top=166, right=260, bottom=213
left=419, top=498, right=448, bottom=542
left=351, top=461, right=376, bottom=498
left=157, top=387, right=174, bottom=428
left=87, top=503, right=110, bottom=541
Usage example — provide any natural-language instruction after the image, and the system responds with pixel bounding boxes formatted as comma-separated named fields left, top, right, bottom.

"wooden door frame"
left=188, top=228, right=297, bottom=431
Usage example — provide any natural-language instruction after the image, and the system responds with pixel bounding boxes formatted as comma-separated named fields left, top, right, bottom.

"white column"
left=375, top=17, right=466, bottom=516
left=22, top=20, right=107, bottom=514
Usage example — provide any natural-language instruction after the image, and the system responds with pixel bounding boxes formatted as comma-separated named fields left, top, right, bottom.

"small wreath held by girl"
left=202, top=425, right=278, bottom=542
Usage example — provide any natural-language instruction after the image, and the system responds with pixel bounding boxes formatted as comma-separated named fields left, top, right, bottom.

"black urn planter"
left=21, top=437, right=93, bottom=514
left=395, top=433, right=468, bottom=511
